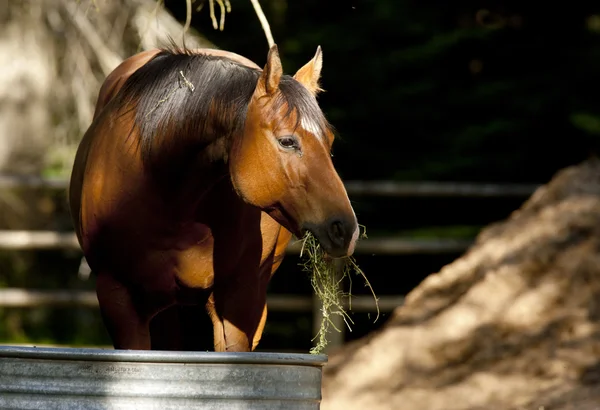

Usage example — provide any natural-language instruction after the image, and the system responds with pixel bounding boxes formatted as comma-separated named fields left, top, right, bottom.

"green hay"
left=299, top=226, right=379, bottom=355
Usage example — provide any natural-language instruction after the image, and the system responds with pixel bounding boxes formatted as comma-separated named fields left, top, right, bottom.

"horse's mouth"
left=264, top=207, right=354, bottom=258
left=300, top=220, right=359, bottom=259
left=264, top=206, right=303, bottom=238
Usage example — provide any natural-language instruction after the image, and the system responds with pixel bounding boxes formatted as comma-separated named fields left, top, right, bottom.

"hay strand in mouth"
left=299, top=225, right=379, bottom=355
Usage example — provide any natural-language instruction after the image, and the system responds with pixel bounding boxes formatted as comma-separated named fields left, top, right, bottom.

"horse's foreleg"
left=96, top=272, right=151, bottom=350
left=252, top=304, right=268, bottom=350
left=206, top=282, right=268, bottom=352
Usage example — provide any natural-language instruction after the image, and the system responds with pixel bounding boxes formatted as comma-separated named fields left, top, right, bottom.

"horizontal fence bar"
left=313, top=237, right=472, bottom=255
left=0, top=175, right=69, bottom=190
left=0, top=289, right=403, bottom=312
left=344, top=181, right=540, bottom=198
left=0, top=289, right=98, bottom=308
left=0, top=174, right=539, bottom=198
left=0, top=230, right=472, bottom=254
left=0, top=231, right=80, bottom=250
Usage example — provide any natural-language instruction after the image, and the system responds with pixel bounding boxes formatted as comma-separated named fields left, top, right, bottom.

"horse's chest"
left=172, top=242, right=216, bottom=289
left=169, top=215, right=283, bottom=290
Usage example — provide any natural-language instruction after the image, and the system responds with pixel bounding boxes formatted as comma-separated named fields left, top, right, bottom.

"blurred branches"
left=193, top=0, right=231, bottom=31
left=190, top=0, right=274, bottom=47
left=0, top=0, right=212, bottom=180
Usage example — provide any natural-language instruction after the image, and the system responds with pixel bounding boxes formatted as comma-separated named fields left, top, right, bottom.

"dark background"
left=3, top=0, right=600, bottom=351
left=166, top=0, right=600, bottom=349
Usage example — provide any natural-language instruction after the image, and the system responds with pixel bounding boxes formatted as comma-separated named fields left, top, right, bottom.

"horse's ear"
left=258, top=44, right=283, bottom=96
left=293, top=46, right=323, bottom=95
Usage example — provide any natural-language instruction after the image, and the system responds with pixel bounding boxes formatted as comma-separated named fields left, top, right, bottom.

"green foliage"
left=0, top=307, right=111, bottom=346
left=0, top=248, right=110, bottom=345
left=570, top=113, right=600, bottom=136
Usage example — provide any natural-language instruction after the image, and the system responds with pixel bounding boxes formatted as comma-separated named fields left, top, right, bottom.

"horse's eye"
left=278, top=136, right=298, bottom=150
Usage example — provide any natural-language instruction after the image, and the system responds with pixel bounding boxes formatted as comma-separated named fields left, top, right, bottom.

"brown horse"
left=69, top=44, right=358, bottom=352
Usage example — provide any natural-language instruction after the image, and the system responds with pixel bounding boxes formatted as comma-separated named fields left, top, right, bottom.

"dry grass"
left=299, top=226, right=379, bottom=354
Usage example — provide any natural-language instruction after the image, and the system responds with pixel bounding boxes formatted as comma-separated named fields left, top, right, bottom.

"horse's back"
left=94, top=47, right=260, bottom=118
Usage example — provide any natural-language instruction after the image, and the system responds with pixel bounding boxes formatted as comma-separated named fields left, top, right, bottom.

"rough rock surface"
left=322, top=159, right=600, bottom=410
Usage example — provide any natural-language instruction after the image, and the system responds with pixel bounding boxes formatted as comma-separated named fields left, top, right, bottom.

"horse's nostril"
left=302, top=217, right=356, bottom=257
left=329, top=220, right=345, bottom=242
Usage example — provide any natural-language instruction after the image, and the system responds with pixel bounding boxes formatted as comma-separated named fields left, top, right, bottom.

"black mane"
left=114, top=47, right=330, bottom=167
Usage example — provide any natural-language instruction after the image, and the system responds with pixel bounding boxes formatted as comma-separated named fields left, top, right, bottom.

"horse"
left=68, top=44, right=359, bottom=352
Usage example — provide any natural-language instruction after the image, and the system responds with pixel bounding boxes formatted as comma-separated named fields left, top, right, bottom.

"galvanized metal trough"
left=0, top=345, right=327, bottom=409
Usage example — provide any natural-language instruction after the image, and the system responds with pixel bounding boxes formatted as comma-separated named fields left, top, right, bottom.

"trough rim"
left=0, top=345, right=328, bottom=367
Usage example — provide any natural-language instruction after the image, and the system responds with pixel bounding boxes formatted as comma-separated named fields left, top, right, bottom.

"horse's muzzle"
left=304, top=216, right=359, bottom=258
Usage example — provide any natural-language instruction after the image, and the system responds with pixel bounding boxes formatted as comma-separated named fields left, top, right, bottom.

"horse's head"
left=230, top=45, right=358, bottom=258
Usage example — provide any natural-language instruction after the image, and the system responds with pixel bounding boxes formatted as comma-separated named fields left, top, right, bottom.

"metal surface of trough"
left=0, top=345, right=327, bottom=409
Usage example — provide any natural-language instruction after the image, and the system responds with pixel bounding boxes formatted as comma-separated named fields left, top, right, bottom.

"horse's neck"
left=150, top=134, right=238, bottom=218
left=155, top=161, right=225, bottom=215
left=189, top=169, right=261, bottom=245
left=150, top=146, right=262, bottom=257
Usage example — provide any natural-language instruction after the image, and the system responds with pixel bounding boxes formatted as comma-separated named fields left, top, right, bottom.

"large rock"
left=322, top=159, right=600, bottom=410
